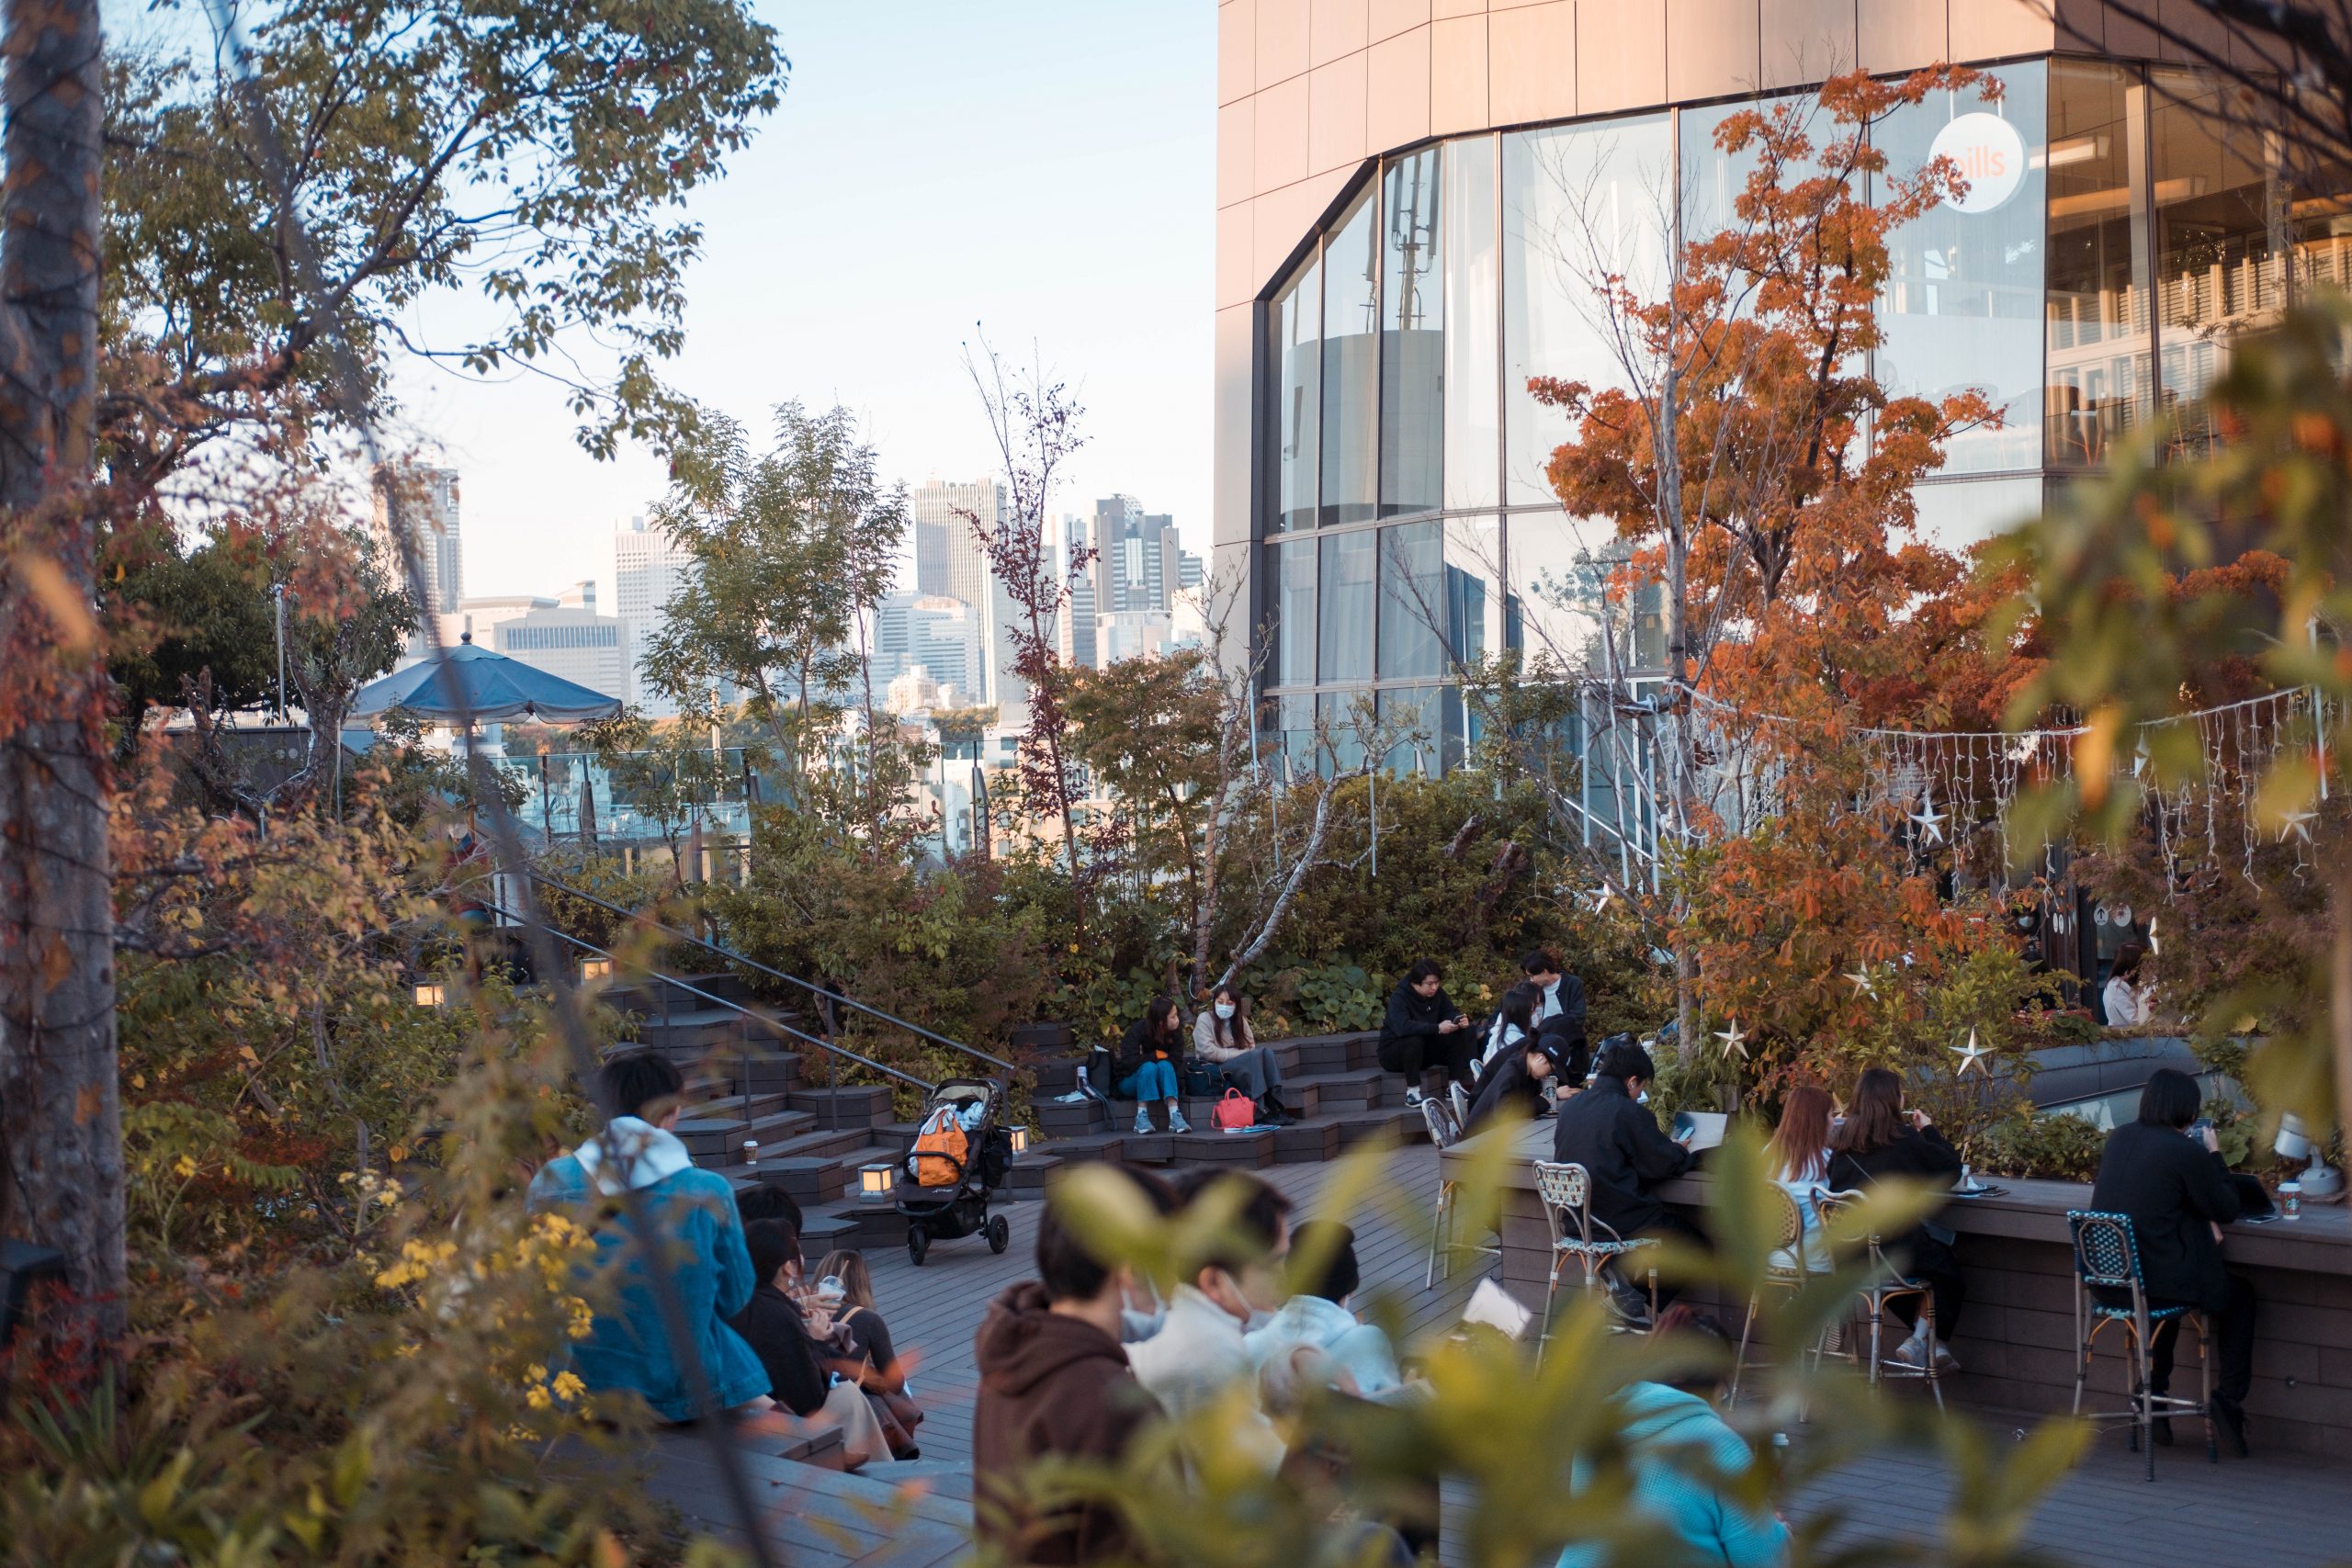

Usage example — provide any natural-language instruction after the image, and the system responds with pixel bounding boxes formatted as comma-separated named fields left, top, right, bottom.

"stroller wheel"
left=907, top=1227, right=930, bottom=1267
left=987, top=1213, right=1011, bottom=1254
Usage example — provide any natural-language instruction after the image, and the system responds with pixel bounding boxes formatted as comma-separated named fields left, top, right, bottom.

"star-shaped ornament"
left=1910, top=792, right=1947, bottom=846
left=2278, top=809, right=2317, bottom=845
left=1845, top=968, right=1875, bottom=998
left=1951, top=1027, right=1993, bottom=1078
left=1584, top=885, right=1615, bottom=915
left=2147, top=918, right=2160, bottom=957
left=1715, top=1019, right=1750, bottom=1062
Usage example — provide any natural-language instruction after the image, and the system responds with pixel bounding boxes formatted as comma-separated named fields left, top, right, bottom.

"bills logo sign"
left=1927, top=112, right=2026, bottom=215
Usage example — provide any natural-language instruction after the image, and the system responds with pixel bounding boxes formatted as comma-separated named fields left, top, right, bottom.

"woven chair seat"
left=1554, top=1235, right=1655, bottom=1258
left=2089, top=1300, right=2193, bottom=1323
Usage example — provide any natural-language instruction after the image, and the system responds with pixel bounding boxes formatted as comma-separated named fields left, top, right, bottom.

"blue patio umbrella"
left=350, top=634, right=623, bottom=725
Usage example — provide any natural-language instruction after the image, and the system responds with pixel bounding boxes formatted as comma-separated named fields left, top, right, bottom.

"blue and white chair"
left=2066, top=1209, right=2215, bottom=1480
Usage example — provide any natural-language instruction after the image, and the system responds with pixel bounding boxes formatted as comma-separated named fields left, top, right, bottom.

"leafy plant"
left=1973, top=1106, right=2109, bottom=1182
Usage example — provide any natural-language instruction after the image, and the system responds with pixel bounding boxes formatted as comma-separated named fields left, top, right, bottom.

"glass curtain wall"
left=1259, top=57, right=2312, bottom=774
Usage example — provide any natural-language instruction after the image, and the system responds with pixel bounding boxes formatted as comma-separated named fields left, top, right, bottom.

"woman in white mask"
left=1192, top=984, right=1295, bottom=1123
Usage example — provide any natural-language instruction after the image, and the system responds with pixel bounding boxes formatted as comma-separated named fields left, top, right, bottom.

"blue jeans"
left=1117, top=1060, right=1179, bottom=1101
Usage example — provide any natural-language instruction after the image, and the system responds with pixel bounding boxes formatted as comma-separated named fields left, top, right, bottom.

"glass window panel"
left=1317, top=690, right=1368, bottom=773
left=1378, top=521, right=1446, bottom=680
left=2289, top=121, right=2352, bottom=299
left=1273, top=536, right=1317, bottom=686
left=2046, top=61, right=2153, bottom=468
left=1381, top=148, right=1444, bottom=517
left=1378, top=685, right=1443, bottom=775
left=1911, top=477, right=2044, bottom=551
left=1317, top=527, right=1376, bottom=682
left=1875, top=64, right=2048, bottom=475
left=1679, top=98, right=1782, bottom=258
left=1504, top=509, right=1636, bottom=677
left=1503, top=115, right=1673, bottom=505
left=1442, top=686, right=1472, bottom=774
left=1278, top=693, right=1317, bottom=781
left=1443, top=135, right=1500, bottom=511
left=1321, top=187, right=1380, bottom=526
left=1271, top=254, right=1322, bottom=532
left=1443, top=515, right=1503, bottom=669
left=2150, top=67, right=2286, bottom=438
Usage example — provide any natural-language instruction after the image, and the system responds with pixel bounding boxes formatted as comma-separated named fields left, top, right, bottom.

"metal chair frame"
left=1532, top=1159, right=1657, bottom=1366
left=2066, top=1210, right=2216, bottom=1481
left=1811, top=1188, right=1944, bottom=1412
left=1420, top=1098, right=1498, bottom=1289
left=1727, top=1183, right=1815, bottom=1407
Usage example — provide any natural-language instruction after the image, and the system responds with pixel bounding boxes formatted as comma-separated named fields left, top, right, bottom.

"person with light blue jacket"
left=526, top=1050, right=769, bottom=1423
left=1556, top=1308, right=1790, bottom=1568
left=1245, top=1219, right=1404, bottom=1409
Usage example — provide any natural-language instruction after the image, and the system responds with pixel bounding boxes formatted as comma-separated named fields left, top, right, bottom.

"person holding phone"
left=1376, top=960, right=1476, bottom=1108
left=1826, top=1066, right=1966, bottom=1371
left=2089, top=1067, right=2257, bottom=1452
left=1551, top=1039, right=1700, bottom=1316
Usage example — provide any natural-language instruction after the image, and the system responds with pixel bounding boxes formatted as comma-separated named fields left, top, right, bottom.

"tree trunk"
left=1656, top=351, right=1700, bottom=1068
left=0, top=0, right=119, bottom=1338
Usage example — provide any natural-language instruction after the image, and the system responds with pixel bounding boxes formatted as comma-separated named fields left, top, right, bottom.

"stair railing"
left=526, top=869, right=1017, bottom=1077
left=487, top=904, right=933, bottom=1135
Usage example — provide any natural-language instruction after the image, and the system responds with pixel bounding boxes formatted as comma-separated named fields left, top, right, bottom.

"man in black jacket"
left=1552, top=1040, right=1698, bottom=1305
left=2088, top=1068, right=2258, bottom=1452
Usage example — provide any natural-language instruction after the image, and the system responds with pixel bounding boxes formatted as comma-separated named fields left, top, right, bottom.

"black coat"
left=1550, top=1075, right=1692, bottom=1235
left=1379, top=982, right=1460, bottom=1058
left=2088, top=1120, right=2242, bottom=1312
left=1464, top=1046, right=1553, bottom=1134
left=1539, top=974, right=1589, bottom=1045
left=1112, top=1016, right=1182, bottom=1080
left=1827, top=1124, right=1964, bottom=1263
left=728, top=1282, right=830, bottom=1418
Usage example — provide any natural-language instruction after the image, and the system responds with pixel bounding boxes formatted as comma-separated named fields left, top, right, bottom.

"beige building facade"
left=1213, top=0, right=2335, bottom=769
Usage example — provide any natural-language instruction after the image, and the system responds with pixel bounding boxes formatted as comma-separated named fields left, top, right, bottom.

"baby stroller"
left=897, top=1077, right=1014, bottom=1266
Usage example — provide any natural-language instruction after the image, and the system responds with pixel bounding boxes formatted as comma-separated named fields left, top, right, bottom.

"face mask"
left=1215, top=1003, right=1237, bottom=1021
left=1636, top=1089, right=1650, bottom=1105
left=1119, top=1280, right=1167, bottom=1343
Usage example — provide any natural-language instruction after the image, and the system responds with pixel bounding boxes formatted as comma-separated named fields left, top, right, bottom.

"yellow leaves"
left=236, top=1044, right=260, bottom=1066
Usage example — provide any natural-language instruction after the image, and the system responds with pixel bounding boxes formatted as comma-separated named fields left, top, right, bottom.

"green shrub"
left=1973, top=1105, right=2108, bottom=1181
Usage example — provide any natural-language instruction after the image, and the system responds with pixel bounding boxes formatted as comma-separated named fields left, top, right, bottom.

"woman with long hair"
left=1192, top=983, right=1295, bottom=1122
left=1827, top=1066, right=1966, bottom=1370
left=1114, top=994, right=1191, bottom=1134
left=812, top=1249, right=923, bottom=1460
left=1479, top=983, right=1540, bottom=1071
left=1768, top=1085, right=1836, bottom=1273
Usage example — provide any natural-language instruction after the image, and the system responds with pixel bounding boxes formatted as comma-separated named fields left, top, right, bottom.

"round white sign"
left=1928, top=112, right=2026, bottom=215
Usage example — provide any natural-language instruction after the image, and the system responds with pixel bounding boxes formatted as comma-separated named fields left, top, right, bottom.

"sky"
left=385, top=2, right=1216, bottom=606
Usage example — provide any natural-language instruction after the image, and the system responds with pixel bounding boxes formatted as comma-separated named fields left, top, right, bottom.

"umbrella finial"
left=460, top=631, right=472, bottom=644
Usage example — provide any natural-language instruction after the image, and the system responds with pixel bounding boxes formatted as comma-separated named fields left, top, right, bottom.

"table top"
left=1446, top=1118, right=2351, bottom=1275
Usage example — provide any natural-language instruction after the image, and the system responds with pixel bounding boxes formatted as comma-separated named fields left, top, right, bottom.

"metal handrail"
left=485, top=904, right=936, bottom=1101
left=526, top=869, right=1017, bottom=1074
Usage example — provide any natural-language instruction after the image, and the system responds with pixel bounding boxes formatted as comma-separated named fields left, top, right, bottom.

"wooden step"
left=684, top=1051, right=804, bottom=1096
left=1292, top=1066, right=1387, bottom=1111
left=1163, top=1128, right=1277, bottom=1168
left=786, top=1085, right=896, bottom=1127
left=1272, top=1119, right=1342, bottom=1163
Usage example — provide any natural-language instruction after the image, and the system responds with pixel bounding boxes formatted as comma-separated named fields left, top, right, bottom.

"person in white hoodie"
left=1124, top=1168, right=1295, bottom=1478
left=1245, top=1220, right=1402, bottom=1410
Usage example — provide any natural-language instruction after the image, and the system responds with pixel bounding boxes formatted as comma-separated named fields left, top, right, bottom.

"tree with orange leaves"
left=1529, top=65, right=2035, bottom=1060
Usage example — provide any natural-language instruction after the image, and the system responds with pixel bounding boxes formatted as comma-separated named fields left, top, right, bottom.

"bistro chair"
left=1419, top=1097, right=1498, bottom=1289
left=2066, top=1209, right=2215, bottom=1481
left=1448, top=1079, right=1474, bottom=1138
left=1532, top=1159, right=1657, bottom=1367
left=1812, top=1188, right=1943, bottom=1412
left=1727, top=1185, right=1813, bottom=1408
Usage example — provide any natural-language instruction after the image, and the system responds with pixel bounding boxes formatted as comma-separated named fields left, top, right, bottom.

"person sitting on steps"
left=1114, top=995, right=1193, bottom=1135
left=1193, top=983, right=1295, bottom=1124
left=1377, top=959, right=1475, bottom=1109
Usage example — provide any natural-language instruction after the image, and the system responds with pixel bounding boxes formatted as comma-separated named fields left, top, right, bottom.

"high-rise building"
left=490, top=605, right=629, bottom=703
left=1177, top=549, right=1204, bottom=592
left=1053, top=513, right=1099, bottom=671
left=1091, top=496, right=1183, bottom=616
left=614, top=514, right=699, bottom=716
left=372, top=464, right=462, bottom=617
left=1218, top=6, right=2309, bottom=773
left=911, top=479, right=1005, bottom=611
left=874, top=592, right=981, bottom=699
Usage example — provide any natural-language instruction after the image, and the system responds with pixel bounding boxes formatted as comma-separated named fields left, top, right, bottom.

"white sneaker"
left=1405, top=1088, right=1425, bottom=1108
left=1169, top=1108, right=1193, bottom=1134
left=1887, top=1337, right=1929, bottom=1371
left=1133, top=1108, right=1154, bottom=1135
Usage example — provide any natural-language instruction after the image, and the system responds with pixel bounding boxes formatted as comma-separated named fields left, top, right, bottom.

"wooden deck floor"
left=643, top=1144, right=2352, bottom=1567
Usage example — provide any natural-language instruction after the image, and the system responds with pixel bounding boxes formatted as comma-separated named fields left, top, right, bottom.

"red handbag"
left=1211, top=1087, right=1257, bottom=1131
